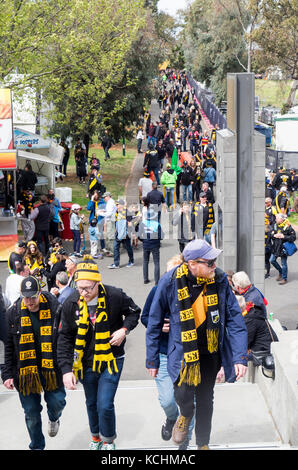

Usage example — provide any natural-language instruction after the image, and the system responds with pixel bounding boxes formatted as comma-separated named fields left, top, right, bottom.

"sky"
left=158, top=0, right=190, bottom=17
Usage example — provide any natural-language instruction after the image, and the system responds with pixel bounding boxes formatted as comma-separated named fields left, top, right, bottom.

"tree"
left=250, top=0, right=298, bottom=109
left=181, top=0, right=249, bottom=103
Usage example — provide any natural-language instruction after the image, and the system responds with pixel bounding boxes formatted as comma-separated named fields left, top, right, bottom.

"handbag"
left=283, top=241, right=297, bottom=256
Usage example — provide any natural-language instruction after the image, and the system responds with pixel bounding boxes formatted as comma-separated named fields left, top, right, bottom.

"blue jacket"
left=146, top=267, right=248, bottom=383
left=203, top=167, right=216, bottom=183
left=141, top=286, right=169, bottom=355
left=87, top=198, right=106, bottom=223
left=57, top=286, right=76, bottom=304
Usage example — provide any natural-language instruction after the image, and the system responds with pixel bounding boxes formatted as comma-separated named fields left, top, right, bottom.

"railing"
left=186, top=73, right=227, bottom=129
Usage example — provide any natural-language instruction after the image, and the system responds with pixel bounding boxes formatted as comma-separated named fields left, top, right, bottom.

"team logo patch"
left=211, top=310, right=219, bottom=324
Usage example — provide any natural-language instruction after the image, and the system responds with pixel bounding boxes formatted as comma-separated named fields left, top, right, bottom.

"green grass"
left=255, top=79, right=298, bottom=109
left=56, top=140, right=137, bottom=216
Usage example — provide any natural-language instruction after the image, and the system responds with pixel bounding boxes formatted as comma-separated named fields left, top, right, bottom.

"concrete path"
left=0, top=97, right=297, bottom=451
left=0, top=380, right=283, bottom=450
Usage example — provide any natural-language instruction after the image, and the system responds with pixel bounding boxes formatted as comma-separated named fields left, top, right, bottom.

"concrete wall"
left=216, top=128, right=266, bottom=293
left=253, top=323, right=298, bottom=446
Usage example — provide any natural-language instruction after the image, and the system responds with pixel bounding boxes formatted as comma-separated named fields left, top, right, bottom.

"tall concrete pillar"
left=216, top=73, right=266, bottom=293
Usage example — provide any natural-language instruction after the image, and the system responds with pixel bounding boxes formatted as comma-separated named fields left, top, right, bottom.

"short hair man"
left=51, top=271, right=76, bottom=304
left=57, top=256, right=141, bottom=450
left=5, top=262, right=30, bottom=305
left=8, top=241, right=26, bottom=274
left=146, top=239, right=248, bottom=449
left=1, top=276, right=66, bottom=450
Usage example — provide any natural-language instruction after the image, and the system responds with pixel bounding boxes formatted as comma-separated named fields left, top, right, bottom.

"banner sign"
left=14, top=128, right=51, bottom=149
left=0, top=88, right=13, bottom=150
left=0, top=150, right=17, bottom=169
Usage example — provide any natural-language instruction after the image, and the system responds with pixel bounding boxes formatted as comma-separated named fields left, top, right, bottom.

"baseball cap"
left=199, top=192, right=207, bottom=198
left=21, top=276, right=41, bottom=298
left=102, top=192, right=111, bottom=198
left=116, top=199, right=125, bottom=205
left=182, top=239, right=222, bottom=262
left=17, top=241, right=26, bottom=248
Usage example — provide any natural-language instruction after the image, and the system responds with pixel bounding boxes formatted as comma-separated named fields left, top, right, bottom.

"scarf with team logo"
left=73, top=283, right=118, bottom=380
left=176, top=263, right=219, bottom=387
left=19, top=294, right=57, bottom=395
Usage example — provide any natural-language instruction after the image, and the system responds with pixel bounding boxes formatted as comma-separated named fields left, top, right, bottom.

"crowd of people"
left=0, top=67, right=297, bottom=452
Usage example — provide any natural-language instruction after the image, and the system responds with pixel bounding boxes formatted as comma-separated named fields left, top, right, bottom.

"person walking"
left=269, top=213, right=297, bottom=285
left=161, top=163, right=177, bottom=210
left=70, top=204, right=84, bottom=257
left=57, top=257, right=141, bottom=450
left=138, top=207, right=163, bottom=285
left=101, top=130, right=112, bottom=161
left=146, top=239, right=248, bottom=450
left=1, top=276, right=66, bottom=450
left=108, top=199, right=134, bottom=269
left=96, top=192, right=117, bottom=257
left=29, top=195, right=53, bottom=255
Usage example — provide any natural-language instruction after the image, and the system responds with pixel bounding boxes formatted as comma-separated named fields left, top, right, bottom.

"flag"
left=171, top=147, right=182, bottom=175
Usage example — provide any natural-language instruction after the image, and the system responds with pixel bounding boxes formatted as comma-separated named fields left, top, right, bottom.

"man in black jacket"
left=57, top=256, right=140, bottom=450
left=144, top=144, right=160, bottom=185
left=29, top=195, right=53, bottom=255
left=181, top=161, right=195, bottom=203
left=1, top=276, right=66, bottom=450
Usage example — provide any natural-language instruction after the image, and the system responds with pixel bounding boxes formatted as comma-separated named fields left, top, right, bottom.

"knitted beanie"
left=74, top=255, right=101, bottom=282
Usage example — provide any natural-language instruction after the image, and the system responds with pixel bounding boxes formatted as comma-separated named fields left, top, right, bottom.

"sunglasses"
left=194, top=258, right=217, bottom=267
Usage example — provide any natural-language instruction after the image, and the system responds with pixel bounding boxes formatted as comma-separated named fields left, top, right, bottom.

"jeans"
left=147, top=136, right=155, bottom=148
left=149, top=167, right=160, bottom=185
left=72, top=229, right=81, bottom=253
left=36, top=229, right=49, bottom=255
left=81, top=358, right=124, bottom=442
left=156, top=354, right=179, bottom=422
left=18, top=383, right=66, bottom=450
left=182, top=184, right=193, bottom=202
left=143, top=246, right=160, bottom=284
left=270, top=253, right=288, bottom=280
left=113, top=237, right=134, bottom=266
left=137, top=139, right=143, bottom=153
left=165, top=187, right=175, bottom=207
left=104, top=147, right=110, bottom=160
left=174, top=354, right=220, bottom=446
left=156, top=354, right=194, bottom=441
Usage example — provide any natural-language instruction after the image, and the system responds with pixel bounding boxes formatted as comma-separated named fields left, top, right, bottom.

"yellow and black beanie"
left=74, top=255, right=101, bottom=283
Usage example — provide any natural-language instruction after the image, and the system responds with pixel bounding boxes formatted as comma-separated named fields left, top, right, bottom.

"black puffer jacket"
left=57, top=286, right=140, bottom=375
left=243, top=305, right=278, bottom=354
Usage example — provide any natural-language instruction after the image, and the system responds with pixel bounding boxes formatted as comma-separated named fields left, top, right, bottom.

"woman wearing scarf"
left=57, top=256, right=140, bottom=450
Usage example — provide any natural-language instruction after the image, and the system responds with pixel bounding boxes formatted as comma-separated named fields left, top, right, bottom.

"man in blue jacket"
left=146, top=239, right=248, bottom=449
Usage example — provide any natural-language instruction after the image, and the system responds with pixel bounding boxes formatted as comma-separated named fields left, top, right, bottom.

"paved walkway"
left=0, top=95, right=297, bottom=451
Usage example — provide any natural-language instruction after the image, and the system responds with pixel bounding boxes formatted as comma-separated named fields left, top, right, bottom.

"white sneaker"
left=102, top=442, right=116, bottom=450
left=48, top=419, right=60, bottom=437
left=89, top=440, right=103, bottom=450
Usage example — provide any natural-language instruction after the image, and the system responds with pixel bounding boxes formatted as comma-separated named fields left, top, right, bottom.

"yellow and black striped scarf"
left=193, top=202, right=214, bottom=235
left=176, top=263, right=219, bottom=387
left=73, top=284, right=118, bottom=380
left=19, top=294, right=57, bottom=395
left=275, top=192, right=289, bottom=214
